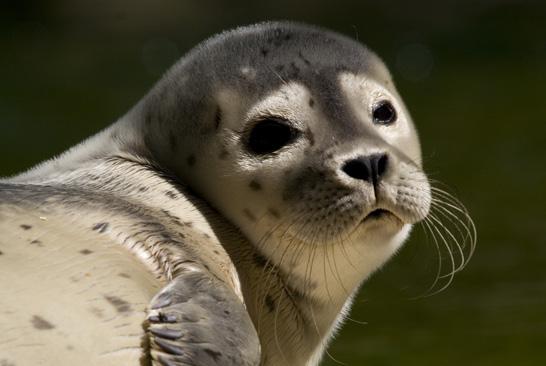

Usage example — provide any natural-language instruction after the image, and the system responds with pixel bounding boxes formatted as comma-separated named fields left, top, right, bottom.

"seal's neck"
left=220, top=241, right=354, bottom=366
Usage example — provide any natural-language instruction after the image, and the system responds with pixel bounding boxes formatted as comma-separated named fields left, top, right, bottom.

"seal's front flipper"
left=147, top=267, right=260, bottom=366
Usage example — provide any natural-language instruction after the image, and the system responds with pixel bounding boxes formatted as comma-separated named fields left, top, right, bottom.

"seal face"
left=145, top=23, right=431, bottom=296
left=0, top=22, right=474, bottom=366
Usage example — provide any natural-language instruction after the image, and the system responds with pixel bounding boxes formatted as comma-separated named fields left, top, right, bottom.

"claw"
left=150, top=327, right=184, bottom=340
left=157, top=354, right=179, bottom=366
left=154, top=337, right=185, bottom=356
left=161, top=313, right=178, bottom=323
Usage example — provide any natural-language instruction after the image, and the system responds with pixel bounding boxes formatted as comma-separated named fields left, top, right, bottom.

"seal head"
left=140, top=22, right=431, bottom=289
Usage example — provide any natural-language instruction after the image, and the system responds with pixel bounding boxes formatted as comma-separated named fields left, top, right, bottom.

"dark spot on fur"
left=265, top=295, right=276, bottom=313
left=104, top=295, right=132, bottom=314
left=204, top=348, right=222, bottom=361
left=261, top=48, right=269, bottom=56
left=268, top=208, right=281, bottom=219
left=31, top=315, right=55, bottom=330
left=66, top=345, right=74, bottom=351
left=253, top=252, right=268, bottom=268
left=79, top=249, right=93, bottom=255
left=178, top=232, right=186, bottom=239
left=306, top=128, right=315, bottom=146
left=20, top=224, right=32, bottom=230
left=165, top=190, right=178, bottom=200
left=290, top=284, right=307, bottom=302
left=275, top=64, right=284, bottom=72
left=267, top=29, right=286, bottom=47
left=139, top=186, right=148, bottom=192
left=30, top=239, right=42, bottom=246
left=242, top=208, right=256, bottom=222
left=183, top=221, right=193, bottom=227
left=203, top=233, right=210, bottom=239
left=213, top=250, right=220, bottom=255
left=204, top=264, right=210, bottom=270
left=160, top=209, right=182, bottom=223
left=89, top=307, right=104, bottom=318
left=249, top=180, right=262, bottom=191
left=143, top=135, right=154, bottom=150
left=224, top=310, right=230, bottom=315
left=0, top=250, right=3, bottom=255
left=289, top=61, right=300, bottom=76
left=187, top=154, right=196, bottom=167
left=118, top=273, right=131, bottom=278
left=298, top=51, right=311, bottom=66
left=214, top=107, right=222, bottom=130
left=92, top=222, right=109, bottom=233
left=308, top=98, right=315, bottom=108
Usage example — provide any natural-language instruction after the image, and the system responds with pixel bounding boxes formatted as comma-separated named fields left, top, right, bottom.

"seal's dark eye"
left=246, top=118, right=299, bottom=155
left=372, top=101, right=397, bottom=125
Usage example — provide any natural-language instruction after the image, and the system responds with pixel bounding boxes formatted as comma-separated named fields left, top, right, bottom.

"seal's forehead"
left=188, top=22, right=392, bottom=86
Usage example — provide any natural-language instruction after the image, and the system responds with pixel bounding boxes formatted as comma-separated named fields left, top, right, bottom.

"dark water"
left=1, top=1, right=545, bottom=364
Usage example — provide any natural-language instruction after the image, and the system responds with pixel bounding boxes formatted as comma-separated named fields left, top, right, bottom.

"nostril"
left=341, top=153, right=389, bottom=183
left=375, top=154, right=388, bottom=178
left=341, top=159, right=370, bottom=181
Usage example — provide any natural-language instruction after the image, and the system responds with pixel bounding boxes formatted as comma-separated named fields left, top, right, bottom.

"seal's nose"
left=341, top=153, right=388, bottom=186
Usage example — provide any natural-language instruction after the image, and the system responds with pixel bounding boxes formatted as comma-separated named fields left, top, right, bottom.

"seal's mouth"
left=366, top=208, right=390, bottom=219
left=361, top=208, right=403, bottom=225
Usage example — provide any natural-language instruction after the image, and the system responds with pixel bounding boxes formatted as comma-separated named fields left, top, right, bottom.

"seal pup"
left=0, top=22, right=473, bottom=366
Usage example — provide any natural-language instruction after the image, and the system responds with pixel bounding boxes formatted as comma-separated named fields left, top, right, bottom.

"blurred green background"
left=1, top=1, right=545, bottom=365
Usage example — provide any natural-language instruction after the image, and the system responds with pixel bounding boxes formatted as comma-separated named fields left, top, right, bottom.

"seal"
left=0, top=22, right=472, bottom=366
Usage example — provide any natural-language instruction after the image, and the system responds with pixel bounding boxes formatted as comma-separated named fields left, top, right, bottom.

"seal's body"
left=0, top=158, right=251, bottom=365
left=0, top=22, right=433, bottom=366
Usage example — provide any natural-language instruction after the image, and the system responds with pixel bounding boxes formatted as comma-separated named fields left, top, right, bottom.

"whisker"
left=417, top=217, right=444, bottom=296
left=430, top=201, right=476, bottom=267
left=412, top=181, right=477, bottom=297
left=427, top=211, right=466, bottom=274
